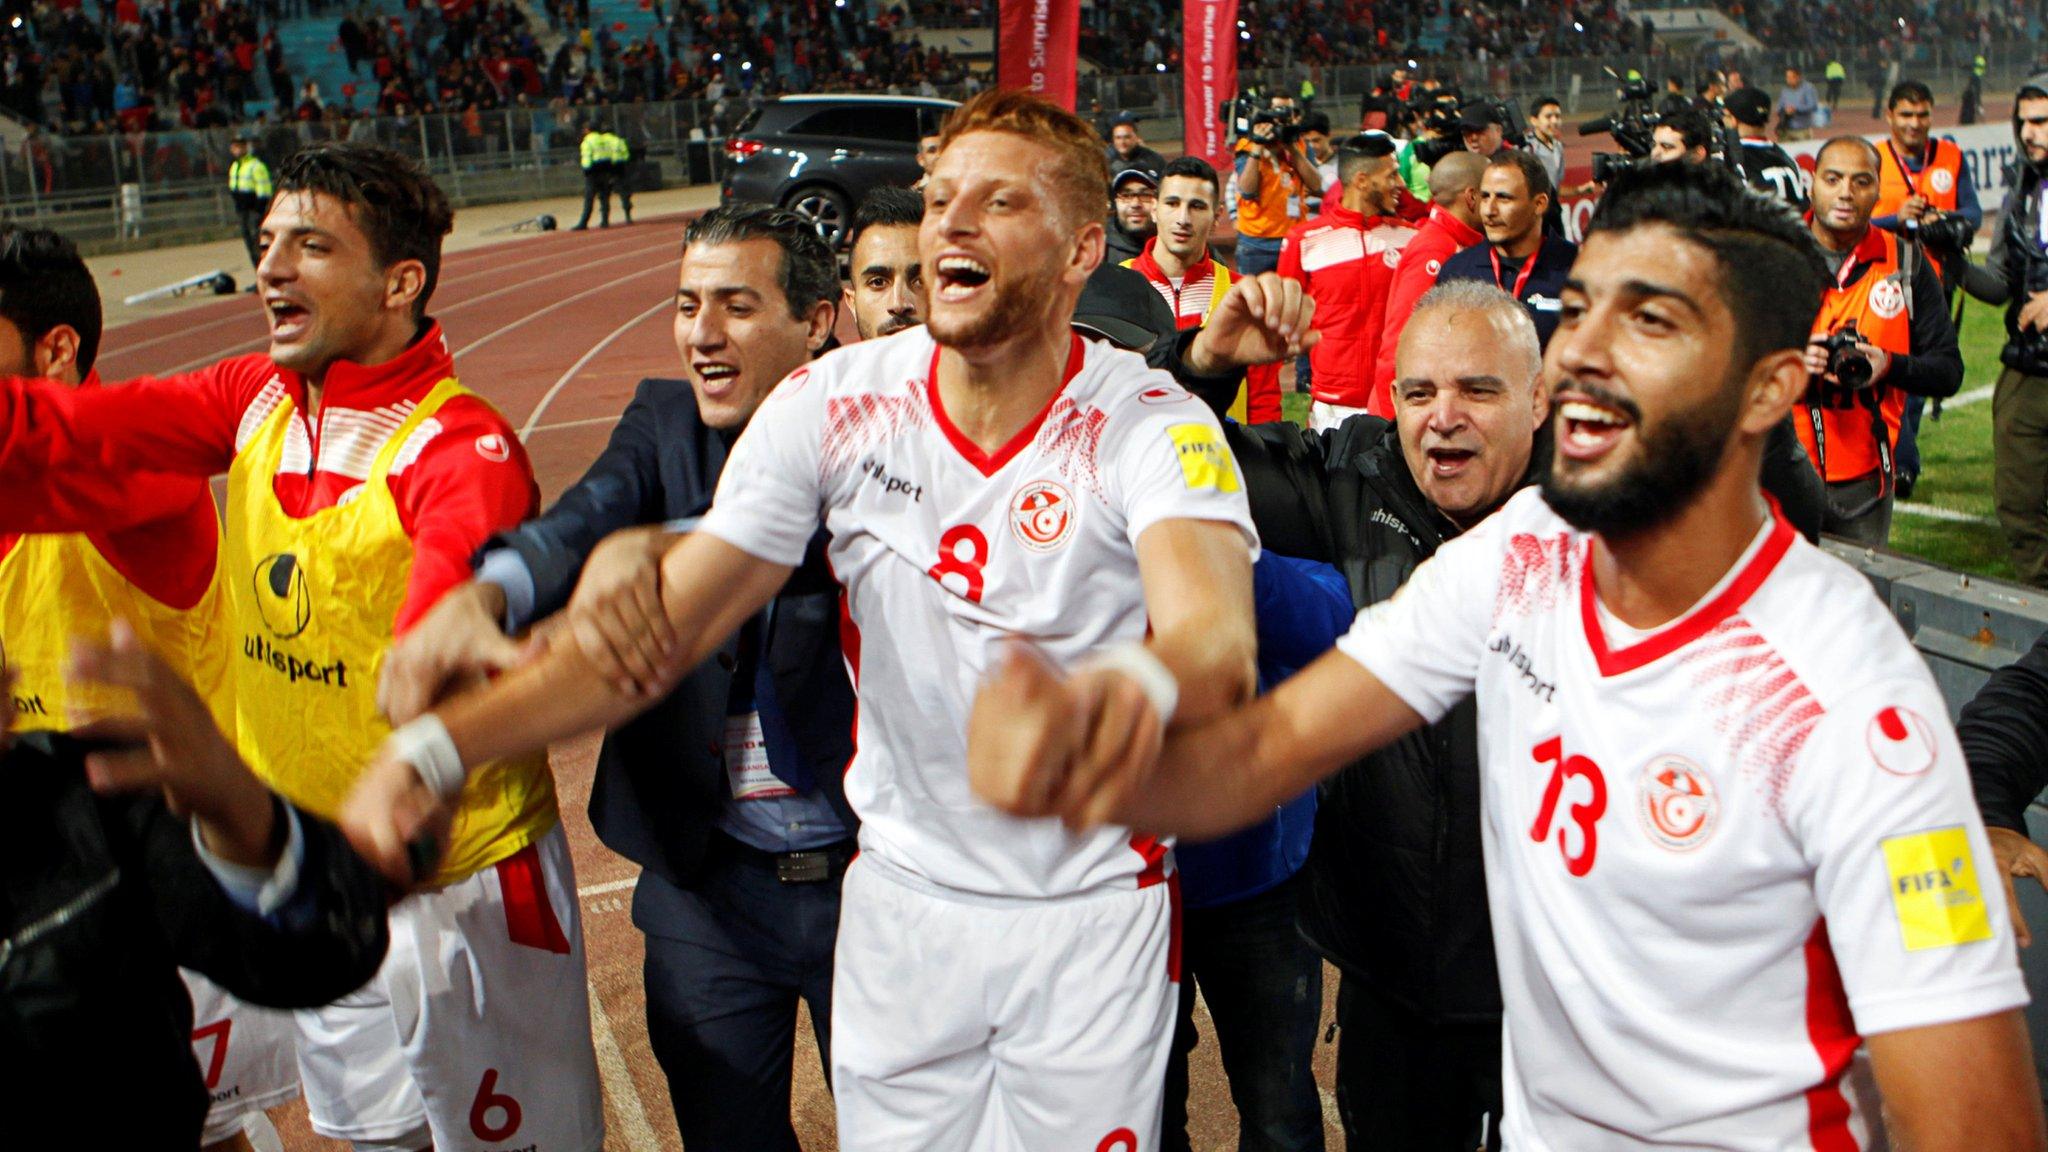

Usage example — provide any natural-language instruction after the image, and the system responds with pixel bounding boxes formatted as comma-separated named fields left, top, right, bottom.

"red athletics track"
left=103, top=216, right=1336, bottom=1151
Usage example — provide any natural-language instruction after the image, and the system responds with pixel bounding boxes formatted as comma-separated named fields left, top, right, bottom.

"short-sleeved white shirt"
left=701, top=327, right=1258, bottom=900
left=1338, top=487, right=2027, bottom=1150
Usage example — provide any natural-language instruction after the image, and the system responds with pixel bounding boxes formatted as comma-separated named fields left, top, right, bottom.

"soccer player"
left=973, top=161, right=2047, bottom=1152
left=0, top=225, right=302, bottom=1152
left=845, top=185, right=926, bottom=340
left=340, top=90, right=1301, bottom=1149
left=0, top=144, right=603, bottom=1152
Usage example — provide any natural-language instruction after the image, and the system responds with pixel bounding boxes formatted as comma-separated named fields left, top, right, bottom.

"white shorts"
left=183, top=969, right=300, bottom=1145
left=1309, top=400, right=1371, bottom=433
left=831, top=855, right=1179, bottom=1152
left=295, top=823, right=604, bottom=1152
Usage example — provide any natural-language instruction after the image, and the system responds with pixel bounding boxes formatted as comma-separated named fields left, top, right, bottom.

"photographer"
left=1648, top=106, right=1713, bottom=165
left=1798, top=137, right=1963, bottom=545
left=1236, top=109, right=1323, bottom=276
left=1990, top=85, right=2048, bottom=587
left=1874, top=81, right=1981, bottom=296
left=1725, top=88, right=1809, bottom=209
left=1397, top=93, right=1460, bottom=200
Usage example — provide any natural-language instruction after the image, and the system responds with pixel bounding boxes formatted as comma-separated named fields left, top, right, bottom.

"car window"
left=785, top=106, right=919, bottom=144
left=916, top=106, right=949, bottom=137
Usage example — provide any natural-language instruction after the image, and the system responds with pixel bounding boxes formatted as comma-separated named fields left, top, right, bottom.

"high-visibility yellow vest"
left=228, top=154, right=272, bottom=198
left=223, top=378, right=558, bottom=883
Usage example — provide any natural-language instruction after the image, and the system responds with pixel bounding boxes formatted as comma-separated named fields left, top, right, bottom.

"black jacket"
left=2, top=732, right=388, bottom=1148
left=1437, top=234, right=1580, bottom=347
left=1999, top=160, right=2048, bottom=377
left=1233, top=415, right=1507, bottom=1018
left=1106, top=215, right=1154, bottom=265
left=1735, top=136, right=1809, bottom=210
left=1223, top=414, right=1825, bottom=1019
left=478, top=378, right=857, bottom=895
left=1965, top=630, right=2048, bottom=833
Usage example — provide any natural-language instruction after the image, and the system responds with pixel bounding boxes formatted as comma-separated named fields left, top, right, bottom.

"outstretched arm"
left=341, top=529, right=790, bottom=881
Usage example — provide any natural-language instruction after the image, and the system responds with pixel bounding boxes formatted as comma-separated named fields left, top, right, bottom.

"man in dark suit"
left=378, top=206, right=849, bottom=1151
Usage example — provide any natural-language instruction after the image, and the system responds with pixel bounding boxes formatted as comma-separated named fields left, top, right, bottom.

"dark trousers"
left=576, top=165, right=615, bottom=227
left=236, top=204, right=264, bottom=270
left=1823, top=469, right=1893, bottom=547
left=637, top=837, right=844, bottom=1152
left=1334, top=975, right=1502, bottom=1152
left=1898, top=393, right=1926, bottom=486
left=1995, top=367, right=2048, bottom=587
left=1163, top=874, right=1325, bottom=1152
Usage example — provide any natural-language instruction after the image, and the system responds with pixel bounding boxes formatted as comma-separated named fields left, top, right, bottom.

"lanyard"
left=1491, top=245, right=1538, bottom=300
left=1885, top=139, right=1924, bottom=199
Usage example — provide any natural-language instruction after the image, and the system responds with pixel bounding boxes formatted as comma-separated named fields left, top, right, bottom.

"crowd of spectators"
left=4, top=0, right=291, bottom=133
left=1732, top=0, right=2041, bottom=55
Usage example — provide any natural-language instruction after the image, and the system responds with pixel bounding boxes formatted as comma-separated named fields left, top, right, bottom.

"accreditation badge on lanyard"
left=1491, top=246, right=1538, bottom=300
left=724, top=712, right=796, bottom=800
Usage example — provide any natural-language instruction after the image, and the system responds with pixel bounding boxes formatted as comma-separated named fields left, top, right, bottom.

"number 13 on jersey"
left=1530, top=735, right=1607, bottom=876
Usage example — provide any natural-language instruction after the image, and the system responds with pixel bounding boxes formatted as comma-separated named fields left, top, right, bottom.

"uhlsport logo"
left=1868, top=704, right=1938, bottom=776
left=1637, top=754, right=1719, bottom=851
left=1011, top=479, right=1077, bottom=552
left=252, top=552, right=312, bottom=639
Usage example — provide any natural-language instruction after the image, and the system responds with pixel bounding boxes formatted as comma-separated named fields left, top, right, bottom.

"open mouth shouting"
left=934, top=253, right=993, bottom=305
left=693, top=361, right=742, bottom=398
left=1556, top=394, right=1635, bottom=463
left=1424, top=443, right=1479, bottom=478
left=266, top=295, right=313, bottom=342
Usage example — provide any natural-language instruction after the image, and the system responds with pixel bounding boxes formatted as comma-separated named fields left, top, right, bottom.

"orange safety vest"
left=1797, top=228, right=1914, bottom=484
left=1876, top=137, right=1964, bottom=220
left=1235, top=143, right=1303, bottom=240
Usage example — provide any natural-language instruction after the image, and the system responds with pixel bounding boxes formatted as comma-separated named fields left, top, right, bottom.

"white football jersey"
left=1338, top=488, right=2027, bottom=1150
left=701, top=328, right=1258, bottom=899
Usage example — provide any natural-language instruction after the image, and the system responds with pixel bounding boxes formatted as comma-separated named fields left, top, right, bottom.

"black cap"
left=1111, top=165, right=1160, bottom=191
left=1072, top=263, right=1177, bottom=351
left=1458, top=104, right=1505, bottom=131
left=1725, top=87, right=1772, bottom=127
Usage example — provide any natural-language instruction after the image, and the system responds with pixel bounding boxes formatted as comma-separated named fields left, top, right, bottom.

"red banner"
left=996, top=0, right=1079, bottom=110
left=1181, top=0, right=1238, bottom=172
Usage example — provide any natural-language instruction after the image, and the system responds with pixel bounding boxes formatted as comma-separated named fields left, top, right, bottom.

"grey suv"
left=720, top=95, right=957, bottom=247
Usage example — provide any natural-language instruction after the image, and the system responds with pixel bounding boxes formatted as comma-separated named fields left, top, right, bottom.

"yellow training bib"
left=0, top=523, right=229, bottom=734
left=223, top=377, right=556, bottom=883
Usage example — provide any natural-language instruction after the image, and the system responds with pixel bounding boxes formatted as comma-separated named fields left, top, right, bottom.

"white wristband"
left=384, top=714, right=467, bottom=801
left=1083, top=644, right=1180, bottom=729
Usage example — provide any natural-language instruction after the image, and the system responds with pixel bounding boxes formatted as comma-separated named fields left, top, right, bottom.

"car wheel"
left=784, top=184, right=852, bottom=248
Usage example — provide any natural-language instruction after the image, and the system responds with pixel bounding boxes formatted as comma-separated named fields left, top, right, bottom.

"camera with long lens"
left=1905, top=210, right=1976, bottom=255
left=1822, top=322, right=1874, bottom=390
left=1408, top=92, right=1470, bottom=168
left=1250, top=109, right=1303, bottom=148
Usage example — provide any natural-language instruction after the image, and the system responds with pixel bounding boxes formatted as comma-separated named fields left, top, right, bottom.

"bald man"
left=1373, top=150, right=1488, bottom=400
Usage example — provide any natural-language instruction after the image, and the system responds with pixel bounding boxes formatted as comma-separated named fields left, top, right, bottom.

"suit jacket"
left=479, top=378, right=858, bottom=891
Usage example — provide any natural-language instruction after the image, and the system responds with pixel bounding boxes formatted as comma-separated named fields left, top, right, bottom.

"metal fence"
left=8, top=35, right=2045, bottom=250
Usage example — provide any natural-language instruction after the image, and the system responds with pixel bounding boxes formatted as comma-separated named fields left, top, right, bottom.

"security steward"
left=382, top=207, right=850, bottom=1152
left=227, top=134, right=271, bottom=271
left=572, top=122, right=631, bottom=230
left=1799, top=136, right=1962, bottom=545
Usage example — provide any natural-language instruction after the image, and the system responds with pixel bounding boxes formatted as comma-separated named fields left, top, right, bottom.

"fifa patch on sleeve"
left=1168, top=423, right=1240, bottom=493
left=1881, top=826, right=1995, bottom=951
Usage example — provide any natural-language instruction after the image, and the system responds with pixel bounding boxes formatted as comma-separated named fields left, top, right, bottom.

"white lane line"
left=1895, top=501, right=1996, bottom=526
left=152, top=246, right=675, bottom=375
left=518, top=297, right=673, bottom=440
left=526, top=413, right=625, bottom=435
left=1946, top=383, right=1995, bottom=409
left=455, top=258, right=676, bottom=360
left=587, top=980, right=662, bottom=1152
left=579, top=877, right=638, bottom=897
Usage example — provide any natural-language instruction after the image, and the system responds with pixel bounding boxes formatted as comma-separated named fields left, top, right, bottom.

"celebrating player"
left=973, top=161, right=2046, bottom=1152
left=338, top=89, right=1313, bottom=1149
left=0, top=144, right=603, bottom=1152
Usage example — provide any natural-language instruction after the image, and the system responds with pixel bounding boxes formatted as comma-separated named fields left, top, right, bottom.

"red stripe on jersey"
left=1129, top=833, right=1169, bottom=888
left=497, top=843, right=570, bottom=954
left=1166, top=871, right=1184, bottom=983
left=1803, top=918, right=1862, bottom=1151
left=926, top=334, right=1084, bottom=477
left=1581, top=501, right=1797, bottom=677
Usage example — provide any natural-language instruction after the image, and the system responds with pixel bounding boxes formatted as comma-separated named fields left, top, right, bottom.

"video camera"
left=1579, top=75, right=1661, bottom=183
left=1249, top=108, right=1303, bottom=148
